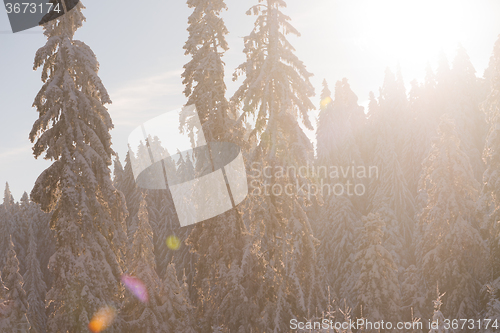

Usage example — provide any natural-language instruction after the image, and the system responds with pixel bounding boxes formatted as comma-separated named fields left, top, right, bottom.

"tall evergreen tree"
left=417, top=117, right=486, bottom=318
left=450, top=44, right=487, bottom=182
left=317, top=194, right=361, bottom=305
left=181, top=0, right=237, bottom=143
left=4, top=183, right=14, bottom=207
left=0, top=183, right=16, bottom=269
left=231, top=0, right=324, bottom=330
left=368, top=69, right=415, bottom=272
left=483, top=35, right=500, bottom=283
left=29, top=2, right=127, bottom=331
left=12, top=193, right=31, bottom=278
left=315, top=79, right=365, bottom=303
left=3, top=237, right=30, bottom=332
left=159, top=264, right=197, bottom=333
left=122, top=195, right=164, bottom=333
left=24, top=222, right=47, bottom=333
left=180, top=1, right=258, bottom=331
left=354, top=213, right=401, bottom=329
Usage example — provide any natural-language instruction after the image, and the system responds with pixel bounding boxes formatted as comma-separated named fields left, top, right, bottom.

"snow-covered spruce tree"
left=369, top=67, right=409, bottom=158
left=417, top=117, right=486, bottom=319
left=231, top=0, right=324, bottom=329
left=3, top=183, right=14, bottom=207
left=0, top=270, right=9, bottom=330
left=316, top=194, right=361, bottom=307
left=401, top=264, right=425, bottom=325
left=116, top=152, right=144, bottom=261
left=181, top=1, right=257, bottom=331
left=181, top=0, right=239, bottom=143
left=484, top=283, right=500, bottom=333
left=160, top=264, right=197, bottom=333
left=0, top=183, right=16, bottom=270
left=368, top=70, right=415, bottom=272
left=316, top=79, right=363, bottom=169
left=369, top=135, right=414, bottom=271
left=12, top=193, right=32, bottom=278
left=315, top=79, right=366, bottom=211
left=3, top=236, right=30, bottom=332
left=353, top=213, right=401, bottom=330
left=450, top=45, right=487, bottom=182
left=29, top=2, right=127, bottom=331
left=24, top=220, right=47, bottom=333
left=404, top=78, right=435, bottom=197
left=316, top=79, right=334, bottom=161
left=483, top=35, right=500, bottom=282
left=151, top=187, right=185, bottom=285
left=315, top=81, right=364, bottom=301
left=112, top=154, right=124, bottom=191
left=122, top=195, right=165, bottom=333
left=29, top=197, right=54, bottom=291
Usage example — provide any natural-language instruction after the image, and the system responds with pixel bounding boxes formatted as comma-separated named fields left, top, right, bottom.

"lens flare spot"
left=121, top=274, right=148, bottom=303
left=88, top=306, right=116, bottom=333
left=320, top=96, right=332, bottom=109
left=166, top=235, right=181, bottom=250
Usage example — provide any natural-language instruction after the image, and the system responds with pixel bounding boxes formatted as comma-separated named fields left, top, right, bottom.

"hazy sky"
left=1, top=0, right=500, bottom=200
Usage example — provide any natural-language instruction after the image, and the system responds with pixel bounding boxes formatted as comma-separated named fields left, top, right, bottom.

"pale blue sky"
left=1, top=0, right=500, bottom=200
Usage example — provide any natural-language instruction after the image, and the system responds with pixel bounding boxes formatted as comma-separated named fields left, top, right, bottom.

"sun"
left=350, top=0, right=476, bottom=70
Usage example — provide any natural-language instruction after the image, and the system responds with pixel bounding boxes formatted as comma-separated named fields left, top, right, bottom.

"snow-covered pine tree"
left=417, top=117, right=486, bottom=319
left=152, top=187, right=184, bottom=284
left=160, top=263, right=197, bottom=333
left=0, top=183, right=16, bottom=269
left=12, top=193, right=32, bottom=278
left=316, top=78, right=364, bottom=179
left=316, top=194, right=361, bottom=307
left=315, top=80, right=365, bottom=301
left=232, top=0, right=315, bottom=154
left=483, top=35, right=500, bottom=282
left=369, top=69, right=414, bottom=213
left=180, top=1, right=257, bottom=331
left=181, top=0, right=238, bottom=143
left=29, top=197, right=54, bottom=291
left=316, top=79, right=334, bottom=165
left=24, top=221, right=47, bottom=333
left=404, top=79, right=433, bottom=197
left=368, top=69, right=415, bottom=272
left=435, top=52, right=453, bottom=116
left=29, top=2, right=127, bottom=331
left=112, top=154, right=124, bottom=190
left=370, top=68, right=409, bottom=157
left=3, top=183, right=14, bottom=207
left=231, top=0, right=324, bottom=329
left=354, top=213, right=401, bottom=329
left=484, top=282, right=500, bottom=333
left=3, top=236, right=30, bottom=332
left=369, top=136, right=414, bottom=271
left=117, top=152, right=144, bottom=259
left=122, top=195, right=164, bottom=333
left=0, top=268, right=7, bottom=327
left=450, top=44, right=487, bottom=182
left=401, top=264, right=425, bottom=325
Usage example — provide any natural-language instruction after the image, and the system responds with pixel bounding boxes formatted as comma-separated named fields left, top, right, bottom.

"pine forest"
left=1, top=0, right=500, bottom=332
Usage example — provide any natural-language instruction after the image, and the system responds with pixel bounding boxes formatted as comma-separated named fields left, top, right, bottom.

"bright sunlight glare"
left=320, top=0, right=490, bottom=77
left=333, top=0, right=486, bottom=77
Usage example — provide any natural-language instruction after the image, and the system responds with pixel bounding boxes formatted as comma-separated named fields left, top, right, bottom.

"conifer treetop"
left=231, top=0, right=315, bottom=144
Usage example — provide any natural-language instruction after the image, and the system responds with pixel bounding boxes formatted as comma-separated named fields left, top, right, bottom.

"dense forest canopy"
left=1, top=1, right=500, bottom=332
